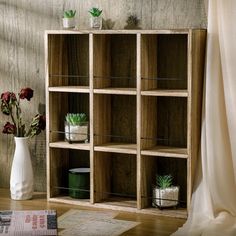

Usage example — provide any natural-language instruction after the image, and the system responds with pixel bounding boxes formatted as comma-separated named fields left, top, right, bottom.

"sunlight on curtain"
left=172, top=0, right=236, bottom=235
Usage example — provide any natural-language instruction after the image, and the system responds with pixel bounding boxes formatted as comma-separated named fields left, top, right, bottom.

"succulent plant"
left=63, top=10, right=76, bottom=18
left=65, top=113, right=87, bottom=126
left=156, top=175, right=173, bottom=189
left=89, top=7, right=102, bottom=17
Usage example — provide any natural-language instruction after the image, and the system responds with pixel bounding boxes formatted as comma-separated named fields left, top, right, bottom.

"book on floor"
left=0, top=210, right=57, bottom=235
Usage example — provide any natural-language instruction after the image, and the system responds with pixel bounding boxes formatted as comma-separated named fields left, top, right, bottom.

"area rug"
left=58, top=209, right=139, bottom=236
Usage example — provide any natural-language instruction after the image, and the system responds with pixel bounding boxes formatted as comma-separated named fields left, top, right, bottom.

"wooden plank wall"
left=0, top=0, right=206, bottom=191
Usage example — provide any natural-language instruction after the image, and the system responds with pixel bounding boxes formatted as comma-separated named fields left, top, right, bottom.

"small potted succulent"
left=63, top=10, right=76, bottom=28
left=89, top=7, right=103, bottom=29
left=65, top=113, right=88, bottom=143
left=152, top=175, right=179, bottom=208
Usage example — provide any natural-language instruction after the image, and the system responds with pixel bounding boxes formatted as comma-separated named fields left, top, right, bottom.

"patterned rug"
left=58, top=209, right=139, bottom=236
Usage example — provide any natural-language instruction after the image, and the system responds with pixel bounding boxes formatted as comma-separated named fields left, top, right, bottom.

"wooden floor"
left=0, top=188, right=185, bottom=236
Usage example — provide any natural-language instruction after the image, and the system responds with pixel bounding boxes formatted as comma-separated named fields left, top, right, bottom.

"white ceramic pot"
left=65, top=122, right=88, bottom=143
left=63, top=18, right=75, bottom=28
left=152, top=186, right=179, bottom=208
left=90, top=16, right=102, bottom=29
left=10, top=137, right=34, bottom=200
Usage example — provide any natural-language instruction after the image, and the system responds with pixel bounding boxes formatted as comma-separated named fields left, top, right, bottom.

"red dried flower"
left=0, top=87, right=45, bottom=138
left=19, top=88, right=34, bottom=101
left=2, top=122, right=16, bottom=135
left=1, top=92, right=16, bottom=104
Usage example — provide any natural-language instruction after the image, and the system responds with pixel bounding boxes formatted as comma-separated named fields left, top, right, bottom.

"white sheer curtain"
left=173, top=0, right=236, bottom=235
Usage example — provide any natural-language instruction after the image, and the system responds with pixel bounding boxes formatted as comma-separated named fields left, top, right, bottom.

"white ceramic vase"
left=10, top=137, right=34, bottom=200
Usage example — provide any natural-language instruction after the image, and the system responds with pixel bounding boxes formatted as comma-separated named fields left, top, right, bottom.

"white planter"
left=65, top=122, right=88, bottom=143
left=10, top=137, right=34, bottom=200
left=152, top=186, right=179, bottom=208
left=90, top=16, right=102, bottom=29
left=63, top=18, right=75, bottom=28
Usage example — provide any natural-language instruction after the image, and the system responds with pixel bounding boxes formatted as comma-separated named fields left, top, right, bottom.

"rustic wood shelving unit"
left=45, top=29, right=206, bottom=218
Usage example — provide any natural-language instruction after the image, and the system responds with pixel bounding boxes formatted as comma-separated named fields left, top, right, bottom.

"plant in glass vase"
left=0, top=87, right=46, bottom=200
left=65, top=113, right=88, bottom=143
left=89, top=7, right=103, bottom=29
left=152, top=175, right=179, bottom=209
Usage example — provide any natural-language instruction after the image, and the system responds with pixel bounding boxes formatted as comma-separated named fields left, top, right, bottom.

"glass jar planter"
left=152, top=186, right=179, bottom=208
left=90, top=16, right=102, bottom=29
left=65, top=121, right=88, bottom=143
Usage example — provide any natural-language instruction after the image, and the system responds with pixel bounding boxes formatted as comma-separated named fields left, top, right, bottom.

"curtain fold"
left=172, top=0, right=236, bottom=235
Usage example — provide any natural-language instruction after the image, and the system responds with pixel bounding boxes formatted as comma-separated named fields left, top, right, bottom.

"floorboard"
left=0, top=188, right=185, bottom=236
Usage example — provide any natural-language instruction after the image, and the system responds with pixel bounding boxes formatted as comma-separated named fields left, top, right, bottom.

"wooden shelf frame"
left=45, top=29, right=206, bottom=217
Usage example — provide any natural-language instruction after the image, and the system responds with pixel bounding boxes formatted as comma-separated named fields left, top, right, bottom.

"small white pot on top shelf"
left=63, top=10, right=76, bottom=29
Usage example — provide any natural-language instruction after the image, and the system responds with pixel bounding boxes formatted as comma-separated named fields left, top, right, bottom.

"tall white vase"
left=10, top=137, right=34, bottom=200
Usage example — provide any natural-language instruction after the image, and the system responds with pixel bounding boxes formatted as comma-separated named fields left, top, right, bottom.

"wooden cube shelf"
left=45, top=29, right=206, bottom=218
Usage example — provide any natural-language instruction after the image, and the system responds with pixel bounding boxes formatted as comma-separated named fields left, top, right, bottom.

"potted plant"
left=88, top=7, right=103, bottom=29
left=65, top=113, right=88, bottom=143
left=152, top=175, right=179, bottom=208
left=63, top=10, right=76, bottom=28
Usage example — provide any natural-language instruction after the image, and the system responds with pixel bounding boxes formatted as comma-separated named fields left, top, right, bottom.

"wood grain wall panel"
left=0, top=0, right=206, bottom=191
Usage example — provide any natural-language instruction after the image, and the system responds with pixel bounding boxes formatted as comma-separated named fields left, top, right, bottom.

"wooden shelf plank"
left=49, top=196, right=91, bottom=206
left=141, top=89, right=188, bottom=97
left=46, top=29, right=191, bottom=35
left=140, top=207, right=187, bottom=219
left=48, top=196, right=187, bottom=218
left=97, top=196, right=137, bottom=209
left=48, top=86, right=90, bottom=93
left=49, top=141, right=90, bottom=150
left=141, top=146, right=188, bottom=158
left=94, top=88, right=137, bottom=95
left=94, top=143, right=137, bottom=154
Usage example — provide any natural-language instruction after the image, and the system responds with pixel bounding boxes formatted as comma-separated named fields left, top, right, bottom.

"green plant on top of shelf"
left=156, top=175, right=173, bottom=189
left=88, top=7, right=102, bottom=17
left=65, top=113, right=87, bottom=126
left=63, top=10, right=76, bottom=18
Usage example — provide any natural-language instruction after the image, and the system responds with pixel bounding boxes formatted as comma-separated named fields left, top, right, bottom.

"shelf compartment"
left=140, top=155, right=187, bottom=211
left=49, top=148, right=90, bottom=200
left=49, top=141, right=90, bottom=151
left=94, top=152, right=137, bottom=208
left=94, top=88, right=136, bottom=95
left=49, top=92, right=89, bottom=143
left=141, top=34, right=188, bottom=91
left=48, top=86, right=89, bottom=93
left=93, top=34, right=137, bottom=89
left=48, top=34, right=89, bottom=87
left=94, top=143, right=137, bottom=154
left=141, top=89, right=188, bottom=97
left=141, top=96, right=187, bottom=150
left=94, top=94, right=136, bottom=146
left=141, top=146, right=188, bottom=158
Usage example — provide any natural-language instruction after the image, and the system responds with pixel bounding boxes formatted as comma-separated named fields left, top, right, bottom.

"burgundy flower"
left=1, top=92, right=16, bottom=104
left=2, top=122, right=16, bottom=134
left=19, top=88, right=34, bottom=101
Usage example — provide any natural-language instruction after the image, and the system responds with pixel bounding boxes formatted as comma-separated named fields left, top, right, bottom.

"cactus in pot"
left=89, top=7, right=103, bottom=29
